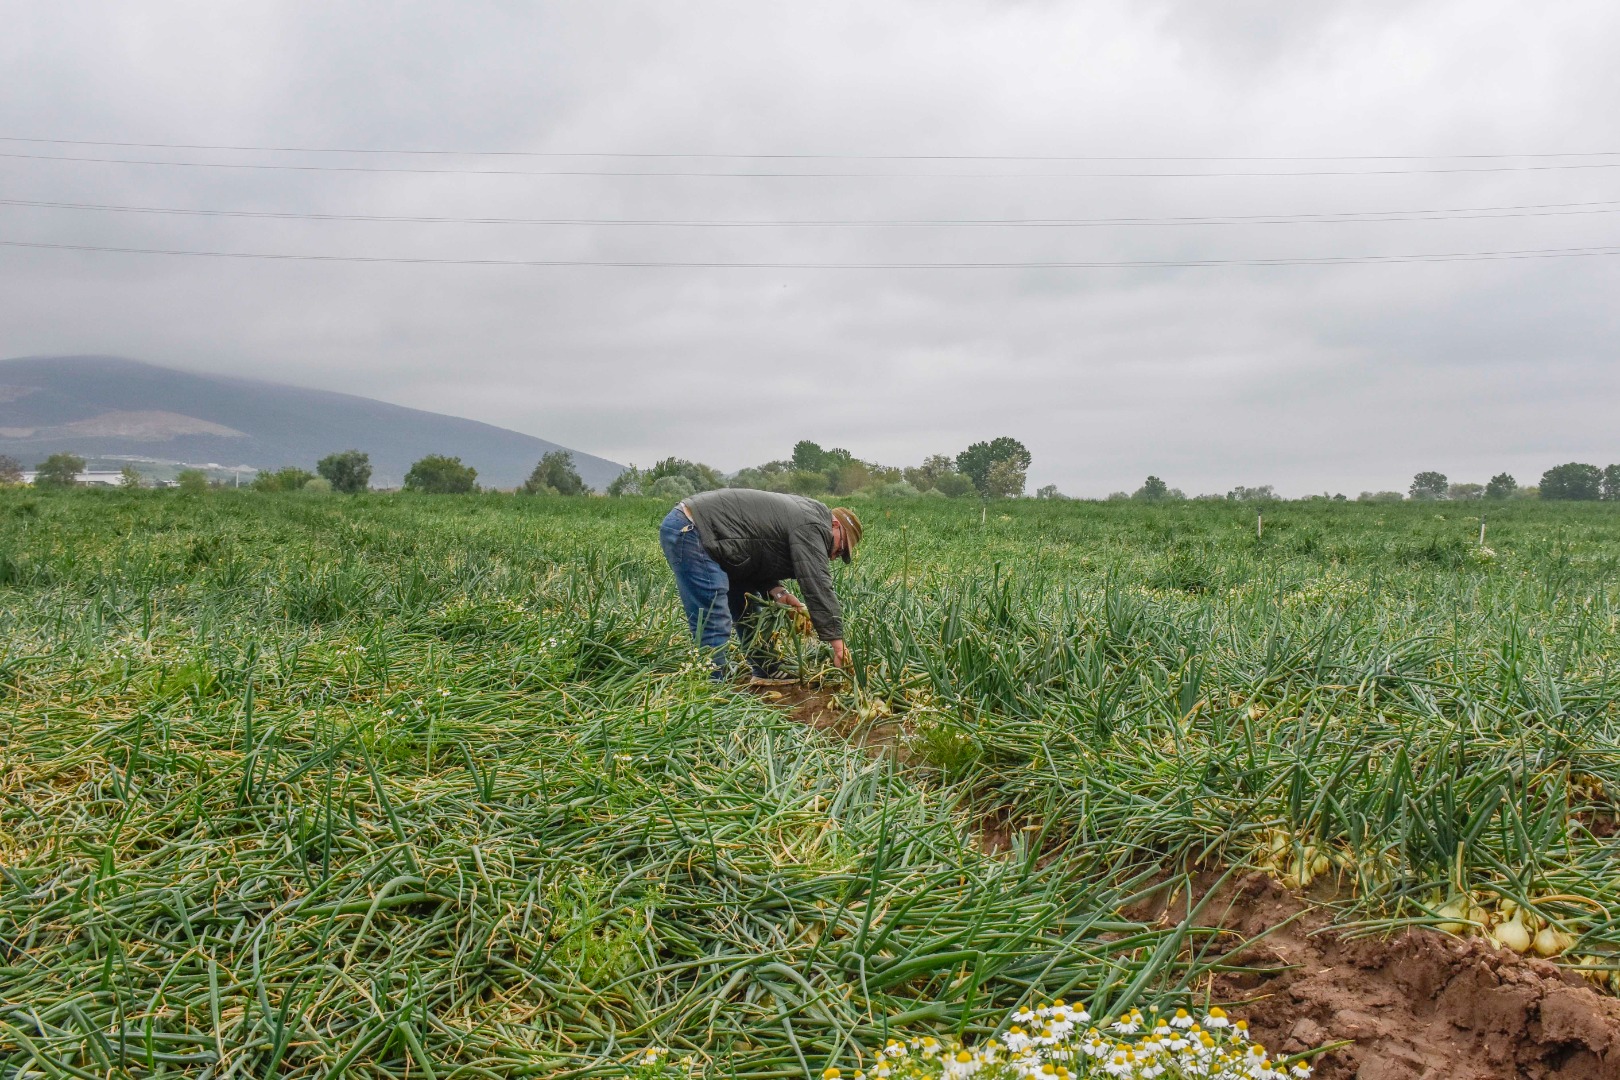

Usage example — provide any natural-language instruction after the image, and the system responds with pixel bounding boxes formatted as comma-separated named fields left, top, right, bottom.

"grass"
left=1, top=489, right=1617, bottom=1077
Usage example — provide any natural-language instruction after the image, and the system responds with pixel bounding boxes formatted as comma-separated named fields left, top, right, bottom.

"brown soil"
left=748, top=683, right=911, bottom=758
left=1177, top=873, right=1620, bottom=1079
left=1580, top=812, right=1617, bottom=839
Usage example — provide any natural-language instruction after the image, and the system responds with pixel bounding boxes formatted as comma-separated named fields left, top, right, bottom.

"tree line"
left=1379, top=464, right=1619, bottom=502
left=604, top=437, right=1035, bottom=500
left=1109, top=462, right=1620, bottom=504
left=0, top=449, right=588, bottom=496
left=5, top=447, right=1615, bottom=502
left=252, top=449, right=590, bottom=495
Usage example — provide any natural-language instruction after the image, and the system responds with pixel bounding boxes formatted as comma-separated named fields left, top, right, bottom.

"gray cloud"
left=2, top=0, right=1617, bottom=496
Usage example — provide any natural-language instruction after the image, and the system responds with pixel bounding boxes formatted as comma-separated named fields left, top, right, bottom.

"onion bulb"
left=1491, top=913, right=1531, bottom=954
left=1533, top=926, right=1573, bottom=958
left=1435, top=898, right=1480, bottom=935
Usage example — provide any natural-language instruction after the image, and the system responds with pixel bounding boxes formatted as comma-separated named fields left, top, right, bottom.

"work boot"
left=748, top=660, right=798, bottom=687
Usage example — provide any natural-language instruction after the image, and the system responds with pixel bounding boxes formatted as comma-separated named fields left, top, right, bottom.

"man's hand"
left=769, top=586, right=806, bottom=613
left=830, top=639, right=851, bottom=668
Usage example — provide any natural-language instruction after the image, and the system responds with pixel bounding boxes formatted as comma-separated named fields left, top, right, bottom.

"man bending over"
left=659, top=489, right=861, bottom=684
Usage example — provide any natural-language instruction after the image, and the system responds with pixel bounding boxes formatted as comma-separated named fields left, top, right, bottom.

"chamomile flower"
left=853, top=1000, right=1296, bottom=1080
left=1109, top=1009, right=1144, bottom=1035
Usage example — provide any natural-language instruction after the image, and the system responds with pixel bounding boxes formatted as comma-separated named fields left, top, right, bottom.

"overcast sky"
left=3, top=1, right=1618, bottom=496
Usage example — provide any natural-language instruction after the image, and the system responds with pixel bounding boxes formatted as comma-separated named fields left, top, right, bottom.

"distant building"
left=19, top=471, right=128, bottom=487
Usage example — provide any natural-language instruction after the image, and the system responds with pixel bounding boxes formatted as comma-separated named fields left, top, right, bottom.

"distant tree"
left=903, top=454, right=957, bottom=492
left=1226, top=485, right=1276, bottom=502
left=33, top=453, right=85, bottom=488
left=303, top=477, right=333, bottom=493
left=1357, top=491, right=1405, bottom=503
left=176, top=469, right=209, bottom=494
left=1409, top=471, right=1448, bottom=500
left=648, top=474, right=697, bottom=500
left=875, top=480, right=920, bottom=498
left=1447, top=482, right=1484, bottom=500
left=957, top=437, right=1031, bottom=496
left=606, top=466, right=643, bottom=496
left=522, top=451, right=584, bottom=495
left=1540, top=462, right=1603, bottom=500
left=1035, top=484, right=1063, bottom=500
left=1106, top=491, right=1131, bottom=501
left=1602, top=464, right=1620, bottom=502
left=783, top=469, right=831, bottom=496
left=933, top=472, right=978, bottom=498
left=405, top=454, right=478, bottom=494
left=984, top=457, right=1028, bottom=498
left=1133, top=475, right=1169, bottom=500
left=791, top=440, right=829, bottom=473
left=728, top=467, right=770, bottom=490
left=252, top=466, right=316, bottom=493
left=118, top=465, right=143, bottom=489
left=1484, top=473, right=1518, bottom=499
left=831, top=460, right=874, bottom=495
left=785, top=440, right=868, bottom=492
left=790, top=440, right=822, bottom=472
left=643, top=457, right=723, bottom=494
left=317, top=450, right=371, bottom=494
left=0, top=454, right=23, bottom=485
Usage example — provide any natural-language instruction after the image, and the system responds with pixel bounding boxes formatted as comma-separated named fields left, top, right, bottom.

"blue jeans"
left=659, top=506, right=772, bottom=678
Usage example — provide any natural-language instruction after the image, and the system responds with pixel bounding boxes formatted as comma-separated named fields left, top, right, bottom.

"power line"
left=6, top=237, right=1620, bottom=269
left=6, top=195, right=1620, bottom=228
left=5, top=135, right=1620, bottom=162
left=8, top=149, right=1620, bottom=178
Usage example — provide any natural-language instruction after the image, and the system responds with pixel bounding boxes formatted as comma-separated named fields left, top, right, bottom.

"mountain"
left=0, top=356, right=624, bottom=490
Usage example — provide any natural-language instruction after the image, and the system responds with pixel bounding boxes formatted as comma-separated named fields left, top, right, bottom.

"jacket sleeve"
left=788, top=524, right=844, bottom=641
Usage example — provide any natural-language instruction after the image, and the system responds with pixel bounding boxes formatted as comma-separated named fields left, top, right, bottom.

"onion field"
left=2, top=490, right=1618, bottom=1079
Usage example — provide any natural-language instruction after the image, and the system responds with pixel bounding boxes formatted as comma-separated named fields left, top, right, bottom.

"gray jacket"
left=683, top=489, right=843, bottom=640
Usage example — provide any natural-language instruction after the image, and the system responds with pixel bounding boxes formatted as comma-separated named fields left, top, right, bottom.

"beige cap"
left=830, top=506, right=862, bottom=563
